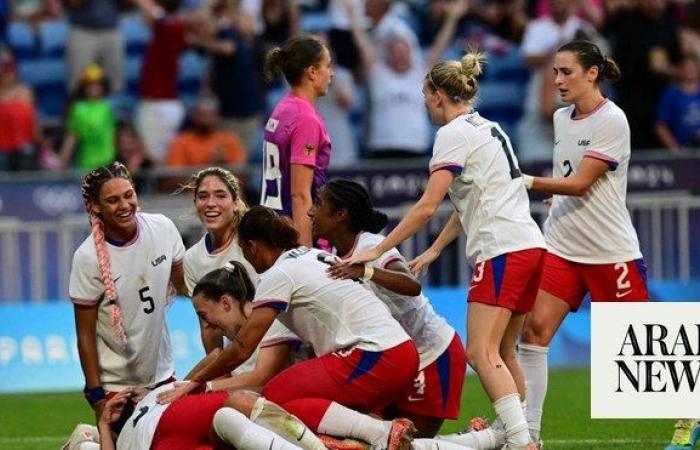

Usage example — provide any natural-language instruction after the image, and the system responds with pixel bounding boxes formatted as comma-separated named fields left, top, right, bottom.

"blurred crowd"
left=1, top=0, right=700, bottom=175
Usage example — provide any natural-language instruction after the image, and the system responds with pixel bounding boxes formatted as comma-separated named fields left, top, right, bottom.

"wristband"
left=360, top=264, right=375, bottom=282
left=522, top=174, right=534, bottom=190
left=83, top=385, right=106, bottom=406
left=205, top=381, right=214, bottom=392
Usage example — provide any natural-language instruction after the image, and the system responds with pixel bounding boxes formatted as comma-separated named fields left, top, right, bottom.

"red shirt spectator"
left=140, top=16, right=187, bottom=99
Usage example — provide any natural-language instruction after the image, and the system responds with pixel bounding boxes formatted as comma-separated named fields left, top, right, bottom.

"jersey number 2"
left=490, top=127, right=521, bottom=179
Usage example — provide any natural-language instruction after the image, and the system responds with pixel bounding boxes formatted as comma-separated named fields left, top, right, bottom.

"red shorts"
left=262, top=340, right=419, bottom=426
left=539, top=253, right=649, bottom=311
left=151, top=391, right=229, bottom=450
left=468, top=248, right=545, bottom=314
left=396, top=333, right=466, bottom=419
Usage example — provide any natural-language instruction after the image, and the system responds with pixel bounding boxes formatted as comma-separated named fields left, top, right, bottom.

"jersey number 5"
left=139, top=286, right=155, bottom=314
left=491, top=127, right=521, bottom=179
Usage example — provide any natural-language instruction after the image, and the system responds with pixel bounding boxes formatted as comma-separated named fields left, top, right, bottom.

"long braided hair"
left=80, top=162, right=135, bottom=343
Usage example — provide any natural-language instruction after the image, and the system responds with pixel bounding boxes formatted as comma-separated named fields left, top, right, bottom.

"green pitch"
left=0, top=368, right=675, bottom=450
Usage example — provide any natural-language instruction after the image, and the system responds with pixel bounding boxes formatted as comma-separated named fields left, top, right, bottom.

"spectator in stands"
left=655, top=55, right=700, bottom=154
left=366, top=0, right=420, bottom=60
left=11, top=0, right=62, bottom=26
left=346, top=0, right=468, bottom=158
left=65, top=0, right=123, bottom=93
left=604, top=0, right=681, bottom=149
left=187, top=0, right=264, bottom=156
left=0, top=45, right=41, bottom=171
left=116, top=120, right=152, bottom=174
left=516, top=0, right=600, bottom=161
left=166, top=94, right=246, bottom=167
left=58, top=64, right=117, bottom=170
left=531, top=0, right=603, bottom=29
left=0, top=0, right=7, bottom=45
left=327, top=0, right=364, bottom=72
left=260, top=0, right=300, bottom=52
left=315, top=34, right=358, bottom=167
left=135, top=0, right=189, bottom=164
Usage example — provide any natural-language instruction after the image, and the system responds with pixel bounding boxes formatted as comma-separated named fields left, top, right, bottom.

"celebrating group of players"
left=64, top=34, right=648, bottom=450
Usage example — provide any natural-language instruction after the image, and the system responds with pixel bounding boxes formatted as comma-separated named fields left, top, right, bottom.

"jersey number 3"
left=491, top=127, right=521, bottom=179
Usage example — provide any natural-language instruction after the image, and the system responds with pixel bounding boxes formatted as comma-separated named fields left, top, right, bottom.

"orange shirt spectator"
left=166, top=94, right=247, bottom=167
left=167, top=130, right=246, bottom=166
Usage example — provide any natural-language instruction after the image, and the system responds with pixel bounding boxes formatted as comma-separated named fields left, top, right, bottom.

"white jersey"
left=545, top=101, right=642, bottom=264
left=184, top=233, right=300, bottom=374
left=429, top=112, right=546, bottom=266
left=184, top=233, right=259, bottom=296
left=69, top=213, right=185, bottom=391
left=116, top=383, right=174, bottom=450
left=348, top=232, right=454, bottom=369
left=253, top=247, right=410, bottom=356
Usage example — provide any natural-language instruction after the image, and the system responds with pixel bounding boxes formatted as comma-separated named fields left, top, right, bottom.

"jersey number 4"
left=490, top=127, right=521, bottom=179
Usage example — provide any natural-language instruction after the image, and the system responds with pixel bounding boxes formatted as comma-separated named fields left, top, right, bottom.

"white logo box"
left=591, top=302, right=700, bottom=418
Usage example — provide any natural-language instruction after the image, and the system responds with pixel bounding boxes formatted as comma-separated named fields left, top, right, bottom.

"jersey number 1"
left=490, top=127, right=521, bottom=179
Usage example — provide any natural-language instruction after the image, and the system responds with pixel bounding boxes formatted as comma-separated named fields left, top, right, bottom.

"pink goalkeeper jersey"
left=260, top=93, right=332, bottom=216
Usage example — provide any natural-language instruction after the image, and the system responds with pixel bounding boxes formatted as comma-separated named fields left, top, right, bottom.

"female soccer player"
left=180, top=166, right=303, bottom=385
left=308, top=179, right=464, bottom=438
left=69, top=162, right=186, bottom=422
left=260, top=35, right=334, bottom=246
left=159, top=206, right=419, bottom=450
left=518, top=40, right=649, bottom=444
left=345, top=51, right=545, bottom=450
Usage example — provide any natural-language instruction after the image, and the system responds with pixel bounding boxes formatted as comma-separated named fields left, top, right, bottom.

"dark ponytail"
left=557, top=40, right=621, bottom=84
left=323, top=179, right=388, bottom=234
left=193, top=261, right=255, bottom=315
left=238, top=206, right=300, bottom=250
left=264, top=35, right=326, bottom=85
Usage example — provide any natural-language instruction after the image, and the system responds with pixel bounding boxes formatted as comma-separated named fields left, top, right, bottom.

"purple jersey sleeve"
left=290, top=119, right=322, bottom=167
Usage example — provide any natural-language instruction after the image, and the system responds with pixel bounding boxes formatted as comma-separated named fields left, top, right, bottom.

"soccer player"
left=93, top=382, right=310, bottom=450
left=344, top=50, right=546, bottom=450
left=158, top=206, right=419, bottom=450
left=308, top=179, right=464, bottom=438
left=69, top=162, right=186, bottom=422
left=665, top=419, right=700, bottom=450
left=517, top=40, right=649, bottom=445
left=179, top=166, right=306, bottom=386
left=260, top=35, right=334, bottom=246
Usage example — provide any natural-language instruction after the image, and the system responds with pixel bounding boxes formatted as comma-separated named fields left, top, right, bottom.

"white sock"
left=437, top=428, right=501, bottom=450
left=317, top=402, right=390, bottom=444
left=215, top=407, right=304, bottom=450
left=412, top=438, right=477, bottom=450
left=494, top=393, right=530, bottom=447
left=519, top=343, right=548, bottom=441
left=77, top=443, right=100, bottom=450
left=250, top=397, right=326, bottom=450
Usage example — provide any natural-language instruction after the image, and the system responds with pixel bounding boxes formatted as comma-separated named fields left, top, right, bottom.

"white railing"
left=0, top=192, right=698, bottom=302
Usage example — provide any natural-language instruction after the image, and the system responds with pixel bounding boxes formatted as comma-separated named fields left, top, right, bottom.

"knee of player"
left=223, top=389, right=260, bottom=417
left=520, top=321, right=553, bottom=347
left=466, top=344, right=502, bottom=369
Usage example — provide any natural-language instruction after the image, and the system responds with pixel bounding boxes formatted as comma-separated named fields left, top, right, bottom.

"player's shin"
left=214, top=407, right=304, bottom=450
left=251, top=397, right=327, bottom=450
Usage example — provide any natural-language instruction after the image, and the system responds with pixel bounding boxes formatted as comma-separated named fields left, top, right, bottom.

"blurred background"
left=1, top=0, right=700, bottom=393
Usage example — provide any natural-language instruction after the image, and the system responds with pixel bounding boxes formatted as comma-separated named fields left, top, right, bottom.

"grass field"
left=0, top=368, right=675, bottom=450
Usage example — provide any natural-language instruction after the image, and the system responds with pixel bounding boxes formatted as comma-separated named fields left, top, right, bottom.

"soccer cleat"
left=370, top=418, right=416, bottom=450
left=318, top=434, right=370, bottom=450
left=665, top=419, right=700, bottom=450
left=468, top=416, right=490, bottom=432
left=61, top=423, right=99, bottom=450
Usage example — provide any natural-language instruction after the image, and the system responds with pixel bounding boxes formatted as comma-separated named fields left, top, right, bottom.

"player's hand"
left=130, top=387, right=150, bottom=404
left=156, top=381, right=200, bottom=405
left=408, top=248, right=440, bottom=277
left=342, top=247, right=381, bottom=266
left=327, top=260, right=364, bottom=281
left=93, top=399, right=107, bottom=425
left=98, top=389, right=133, bottom=426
